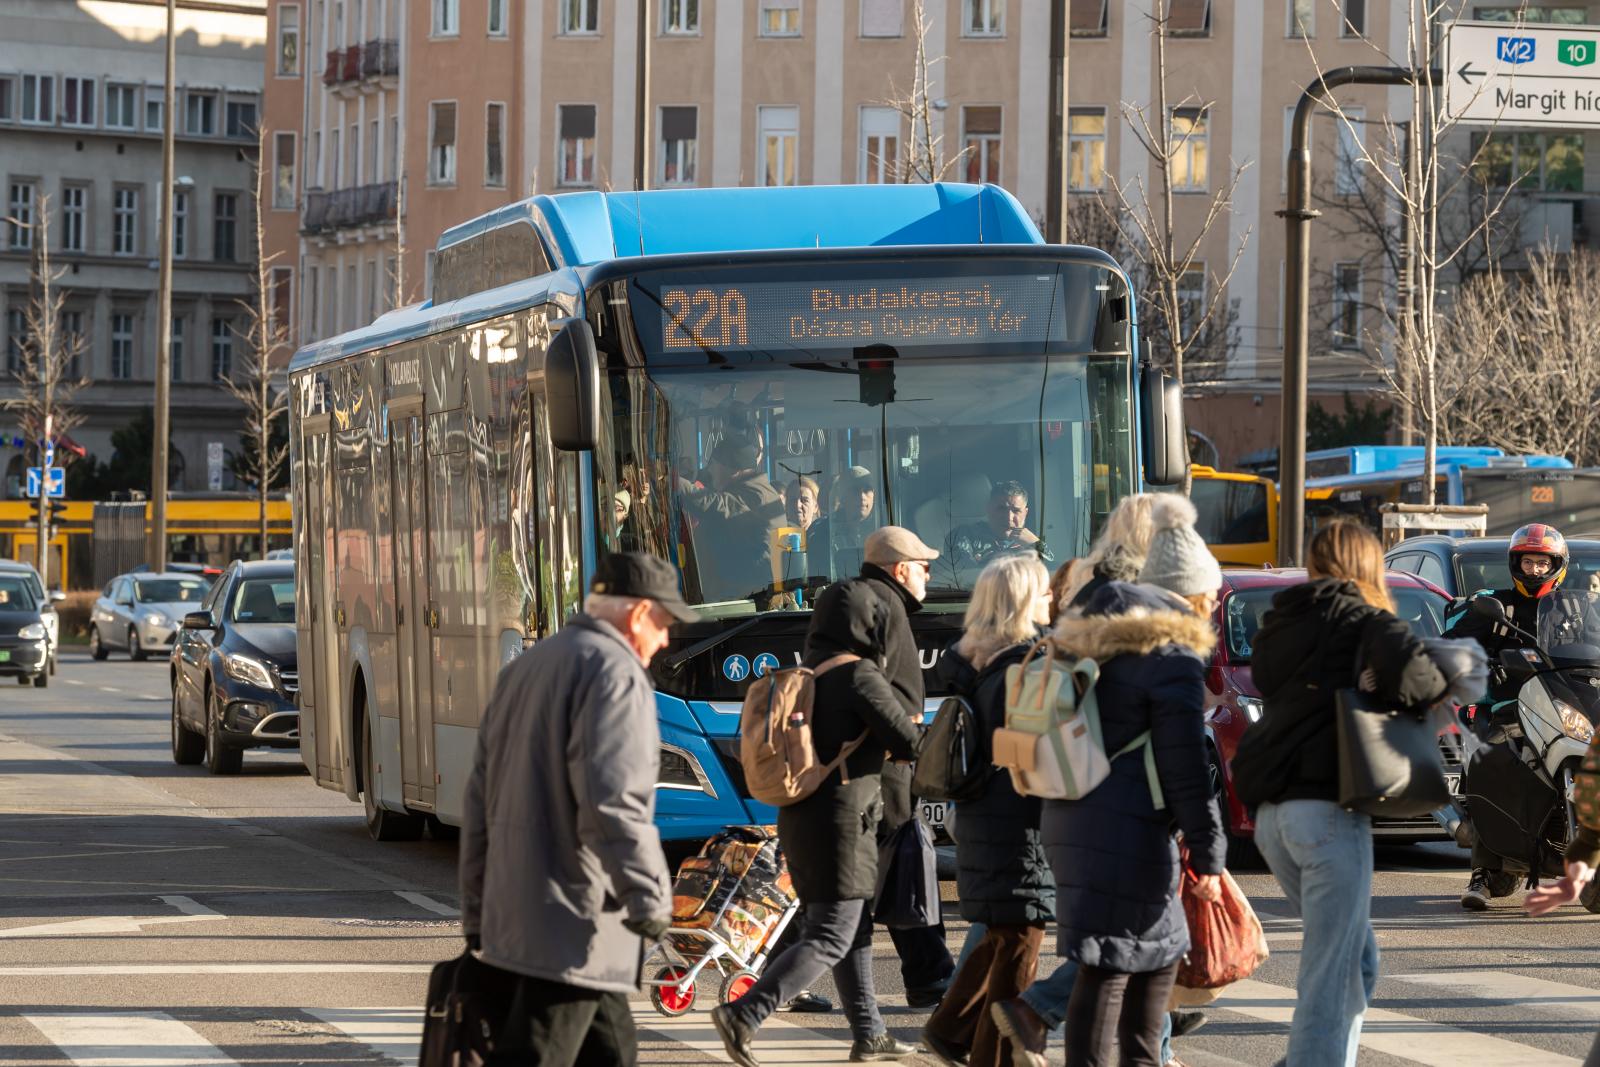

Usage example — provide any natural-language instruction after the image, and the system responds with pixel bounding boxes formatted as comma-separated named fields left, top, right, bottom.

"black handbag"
left=872, top=816, right=941, bottom=929
left=418, top=948, right=517, bottom=1067
left=1335, top=685, right=1451, bottom=819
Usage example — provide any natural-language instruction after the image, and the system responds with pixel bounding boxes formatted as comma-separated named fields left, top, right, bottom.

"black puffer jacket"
left=1042, top=581, right=1226, bottom=974
left=937, top=642, right=1054, bottom=927
left=777, top=579, right=922, bottom=903
left=1236, top=578, right=1448, bottom=807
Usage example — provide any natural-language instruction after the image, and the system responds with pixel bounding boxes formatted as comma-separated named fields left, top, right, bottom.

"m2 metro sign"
left=1444, top=21, right=1600, bottom=127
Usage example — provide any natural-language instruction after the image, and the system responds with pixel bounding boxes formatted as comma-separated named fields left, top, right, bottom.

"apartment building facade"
left=265, top=0, right=1600, bottom=465
left=0, top=0, right=267, bottom=496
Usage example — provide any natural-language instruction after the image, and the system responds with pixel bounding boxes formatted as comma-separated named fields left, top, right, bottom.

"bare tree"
left=220, top=134, right=290, bottom=559
left=2, top=193, right=87, bottom=586
left=1097, top=0, right=1252, bottom=393
left=879, top=0, right=969, bottom=183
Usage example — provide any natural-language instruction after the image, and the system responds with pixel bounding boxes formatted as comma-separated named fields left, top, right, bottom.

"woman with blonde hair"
left=1060, top=493, right=1160, bottom=611
left=922, top=555, right=1055, bottom=1067
left=1232, top=521, right=1446, bottom=1067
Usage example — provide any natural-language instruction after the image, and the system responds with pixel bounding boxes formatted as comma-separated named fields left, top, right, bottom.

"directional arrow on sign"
left=1458, top=61, right=1484, bottom=85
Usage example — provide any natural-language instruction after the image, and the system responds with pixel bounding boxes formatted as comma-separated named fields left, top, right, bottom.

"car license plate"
left=918, top=800, right=947, bottom=830
left=0, top=650, right=10, bottom=663
left=1445, top=772, right=1462, bottom=795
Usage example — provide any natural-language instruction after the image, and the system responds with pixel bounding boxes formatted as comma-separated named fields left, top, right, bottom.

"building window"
left=384, top=256, right=397, bottom=310
left=7, top=182, right=34, bottom=250
left=211, top=317, right=233, bottom=380
left=60, top=310, right=84, bottom=378
left=21, top=73, right=54, bottom=124
left=962, top=106, right=1003, bottom=184
left=1169, top=0, right=1211, bottom=36
left=278, top=4, right=301, bottom=74
left=0, top=76, right=14, bottom=122
left=387, top=116, right=399, bottom=181
left=861, top=0, right=903, bottom=36
left=345, top=264, right=358, bottom=331
left=429, top=101, right=458, bottom=185
left=5, top=309, right=24, bottom=373
left=1170, top=106, right=1209, bottom=191
left=485, top=102, right=506, bottom=187
left=305, top=265, right=319, bottom=339
left=1288, top=0, right=1313, bottom=37
left=366, top=258, right=377, bottom=322
left=111, top=313, right=135, bottom=379
left=1177, top=268, right=1206, bottom=341
left=659, top=106, right=697, bottom=185
left=214, top=193, right=238, bottom=262
left=1068, top=108, right=1107, bottom=190
left=105, top=84, right=138, bottom=129
left=433, top=0, right=459, bottom=35
left=1332, top=263, right=1361, bottom=347
left=1071, top=0, right=1109, bottom=36
left=348, top=121, right=359, bottom=183
left=760, top=0, right=801, bottom=36
left=61, top=184, right=86, bottom=253
left=368, top=118, right=379, bottom=184
left=170, top=315, right=185, bottom=380
left=185, top=91, right=217, bottom=136
left=145, top=88, right=163, bottom=132
left=859, top=107, right=900, bottom=184
left=274, top=133, right=297, bottom=209
left=558, top=104, right=597, bottom=186
left=271, top=267, right=294, bottom=337
left=62, top=77, right=96, bottom=127
left=964, top=0, right=1003, bottom=37
left=173, top=190, right=188, bottom=259
left=1475, top=7, right=1586, bottom=22
left=759, top=106, right=799, bottom=186
left=488, top=0, right=508, bottom=35
left=1340, top=0, right=1366, bottom=36
left=225, top=98, right=258, bottom=138
left=664, top=0, right=699, bottom=34
left=1335, top=108, right=1365, bottom=196
left=1471, top=130, right=1585, bottom=191
left=560, top=0, right=599, bottom=34
left=112, top=186, right=138, bottom=254
left=330, top=128, right=342, bottom=186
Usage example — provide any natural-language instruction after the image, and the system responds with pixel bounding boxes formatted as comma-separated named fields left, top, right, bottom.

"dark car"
left=1385, top=535, right=1600, bottom=599
left=169, top=560, right=298, bottom=774
left=0, top=572, right=51, bottom=688
left=1205, top=568, right=1465, bottom=864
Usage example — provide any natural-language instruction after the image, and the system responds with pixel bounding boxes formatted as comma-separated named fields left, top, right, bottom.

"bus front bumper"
left=653, top=695, right=773, bottom=841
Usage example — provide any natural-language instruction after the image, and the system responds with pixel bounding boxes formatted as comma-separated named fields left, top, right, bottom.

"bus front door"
left=390, top=412, right=436, bottom=808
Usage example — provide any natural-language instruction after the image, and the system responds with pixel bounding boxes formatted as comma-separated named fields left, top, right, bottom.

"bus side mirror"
left=545, top=318, right=601, bottom=452
left=1140, top=366, right=1187, bottom=487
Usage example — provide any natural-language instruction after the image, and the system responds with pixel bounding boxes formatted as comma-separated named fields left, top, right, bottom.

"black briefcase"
left=1335, top=688, right=1452, bottom=819
left=418, top=948, right=516, bottom=1067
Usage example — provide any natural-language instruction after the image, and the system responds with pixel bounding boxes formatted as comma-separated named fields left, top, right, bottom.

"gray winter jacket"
left=459, top=613, right=672, bottom=994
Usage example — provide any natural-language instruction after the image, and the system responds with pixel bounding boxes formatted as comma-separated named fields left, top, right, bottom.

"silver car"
left=0, top=560, right=63, bottom=675
left=91, top=572, right=210, bottom=661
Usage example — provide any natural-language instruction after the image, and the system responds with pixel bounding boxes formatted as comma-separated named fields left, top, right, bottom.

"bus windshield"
left=596, top=258, right=1137, bottom=614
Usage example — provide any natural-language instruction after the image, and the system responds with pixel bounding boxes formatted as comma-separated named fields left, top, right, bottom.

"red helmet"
left=1508, top=524, right=1568, bottom=599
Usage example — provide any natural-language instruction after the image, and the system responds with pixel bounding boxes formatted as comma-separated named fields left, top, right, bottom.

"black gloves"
left=622, top=915, right=671, bottom=940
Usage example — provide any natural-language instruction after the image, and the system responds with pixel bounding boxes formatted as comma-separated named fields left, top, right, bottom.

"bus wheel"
left=361, top=710, right=424, bottom=842
left=426, top=815, right=459, bottom=842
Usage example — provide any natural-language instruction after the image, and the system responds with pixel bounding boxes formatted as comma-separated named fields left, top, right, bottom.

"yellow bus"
left=1190, top=465, right=1278, bottom=567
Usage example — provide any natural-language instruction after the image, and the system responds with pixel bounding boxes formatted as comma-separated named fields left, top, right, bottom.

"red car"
left=1204, top=568, right=1467, bottom=865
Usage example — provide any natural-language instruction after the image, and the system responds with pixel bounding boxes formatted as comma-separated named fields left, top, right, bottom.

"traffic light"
left=48, top=499, right=66, bottom=524
left=856, top=345, right=898, bottom=407
left=33, top=498, right=66, bottom=529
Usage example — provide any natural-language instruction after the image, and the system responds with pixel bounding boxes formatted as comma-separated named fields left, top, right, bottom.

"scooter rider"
left=1445, top=523, right=1597, bottom=910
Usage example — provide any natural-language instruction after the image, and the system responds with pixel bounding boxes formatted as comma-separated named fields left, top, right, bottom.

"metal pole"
left=1046, top=0, right=1070, bottom=243
left=1277, top=66, right=1437, bottom=566
left=634, top=0, right=651, bottom=191
left=1398, top=119, right=1419, bottom=446
left=149, top=0, right=176, bottom=573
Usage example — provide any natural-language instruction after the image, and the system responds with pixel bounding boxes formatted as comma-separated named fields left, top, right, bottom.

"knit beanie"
left=1137, top=494, right=1223, bottom=597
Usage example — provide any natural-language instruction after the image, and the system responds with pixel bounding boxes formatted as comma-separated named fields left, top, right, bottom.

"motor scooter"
left=1461, top=596, right=1600, bottom=913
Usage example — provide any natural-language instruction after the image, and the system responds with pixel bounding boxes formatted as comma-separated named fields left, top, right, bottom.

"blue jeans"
left=1254, top=800, right=1380, bottom=1067
left=728, top=900, right=884, bottom=1042
left=957, top=922, right=1172, bottom=1061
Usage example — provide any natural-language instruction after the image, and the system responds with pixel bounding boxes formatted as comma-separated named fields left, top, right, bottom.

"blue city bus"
left=287, top=183, right=1185, bottom=843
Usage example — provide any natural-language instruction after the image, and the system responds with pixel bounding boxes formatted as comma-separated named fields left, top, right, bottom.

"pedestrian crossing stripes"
left=24, top=1012, right=235, bottom=1066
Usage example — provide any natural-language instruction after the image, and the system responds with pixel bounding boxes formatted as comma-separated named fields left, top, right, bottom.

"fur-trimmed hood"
left=1053, top=580, right=1216, bottom=662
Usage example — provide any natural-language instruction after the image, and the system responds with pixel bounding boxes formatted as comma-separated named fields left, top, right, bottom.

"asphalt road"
left=1, top=650, right=1597, bottom=1065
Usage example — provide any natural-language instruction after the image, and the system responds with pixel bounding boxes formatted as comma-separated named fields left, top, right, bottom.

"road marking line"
left=0, top=907, right=227, bottom=938
left=98, top=687, right=120, bottom=694
left=158, top=894, right=223, bottom=917
left=1391, top=971, right=1600, bottom=1021
left=0, top=963, right=433, bottom=975
left=635, top=1010, right=864, bottom=1064
left=25, top=1011, right=238, bottom=1065
left=64, top=679, right=83, bottom=686
left=306, top=1007, right=422, bottom=1067
left=395, top=890, right=460, bottom=917
left=1216, top=979, right=1582, bottom=1066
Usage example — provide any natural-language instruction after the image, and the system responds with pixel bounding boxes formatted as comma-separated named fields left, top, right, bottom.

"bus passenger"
left=811, top=466, right=879, bottom=580
left=946, top=481, right=1055, bottom=576
left=679, top=436, right=785, bottom=604
left=784, top=475, right=822, bottom=535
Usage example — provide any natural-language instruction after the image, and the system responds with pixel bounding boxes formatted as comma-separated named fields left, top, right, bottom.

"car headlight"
left=1237, top=696, right=1266, bottom=723
left=17, top=623, right=45, bottom=641
left=144, top=612, right=168, bottom=627
left=1554, top=700, right=1595, bottom=744
left=222, top=653, right=275, bottom=689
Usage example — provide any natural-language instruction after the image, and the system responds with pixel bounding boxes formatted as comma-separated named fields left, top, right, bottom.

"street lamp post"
left=1045, top=0, right=1071, bottom=244
left=149, top=0, right=176, bottom=573
left=634, top=0, right=651, bottom=192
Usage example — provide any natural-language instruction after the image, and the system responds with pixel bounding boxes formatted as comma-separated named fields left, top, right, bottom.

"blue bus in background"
left=287, top=183, right=1185, bottom=843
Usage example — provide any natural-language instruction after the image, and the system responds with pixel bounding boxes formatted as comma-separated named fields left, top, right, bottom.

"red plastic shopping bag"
left=1176, top=866, right=1269, bottom=989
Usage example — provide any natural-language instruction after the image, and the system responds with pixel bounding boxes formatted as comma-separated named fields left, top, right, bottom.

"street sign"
left=25, top=467, right=64, bottom=499
left=1445, top=21, right=1600, bottom=127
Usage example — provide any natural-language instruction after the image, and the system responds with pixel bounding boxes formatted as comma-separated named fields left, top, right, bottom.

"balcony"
left=301, top=182, right=397, bottom=237
left=324, top=39, right=399, bottom=92
left=361, top=39, right=400, bottom=79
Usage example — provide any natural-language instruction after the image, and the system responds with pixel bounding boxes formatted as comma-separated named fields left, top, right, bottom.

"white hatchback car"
left=90, top=572, right=210, bottom=661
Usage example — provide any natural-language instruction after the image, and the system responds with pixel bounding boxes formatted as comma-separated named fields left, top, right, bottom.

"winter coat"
left=777, top=578, right=923, bottom=903
left=1238, top=578, right=1449, bottom=807
left=680, top=470, right=785, bottom=602
left=1445, top=587, right=1600, bottom=700
left=459, top=614, right=671, bottom=994
left=1041, top=581, right=1226, bottom=974
left=937, top=642, right=1055, bottom=927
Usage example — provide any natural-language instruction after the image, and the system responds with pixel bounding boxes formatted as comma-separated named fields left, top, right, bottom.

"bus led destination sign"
left=659, top=276, right=1061, bottom=351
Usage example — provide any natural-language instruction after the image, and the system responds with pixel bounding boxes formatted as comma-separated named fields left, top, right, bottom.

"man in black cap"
left=460, top=552, right=693, bottom=1065
left=679, top=435, right=785, bottom=604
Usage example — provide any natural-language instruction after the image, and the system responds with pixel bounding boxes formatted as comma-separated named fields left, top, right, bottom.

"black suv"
left=1385, top=535, right=1600, bottom=600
